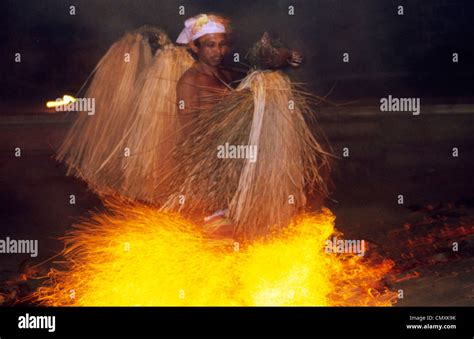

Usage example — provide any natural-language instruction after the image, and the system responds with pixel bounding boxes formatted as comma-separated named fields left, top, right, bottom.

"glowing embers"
left=35, top=200, right=397, bottom=306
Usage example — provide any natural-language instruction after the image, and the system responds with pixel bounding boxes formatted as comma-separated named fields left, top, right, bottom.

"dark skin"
left=176, top=33, right=303, bottom=136
left=176, top=33, right=233, bottom=135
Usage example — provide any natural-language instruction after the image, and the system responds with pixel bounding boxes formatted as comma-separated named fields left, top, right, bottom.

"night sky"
left=2, top=0, right=474, bottom=111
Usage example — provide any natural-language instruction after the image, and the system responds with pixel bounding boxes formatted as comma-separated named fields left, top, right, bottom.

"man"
left=176, top=14, right=235, bottom=136
left=174, top=14, right=306, bottom=239
left=176, top=13, right=303, bottom=136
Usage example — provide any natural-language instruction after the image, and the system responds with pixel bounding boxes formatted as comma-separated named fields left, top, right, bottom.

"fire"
left=34, top=200, right=397, bottom=306
left=46, top=95, right=76, bottom=108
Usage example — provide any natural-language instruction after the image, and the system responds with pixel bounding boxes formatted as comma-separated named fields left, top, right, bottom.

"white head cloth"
left=176, top=14, right=226, bottom=44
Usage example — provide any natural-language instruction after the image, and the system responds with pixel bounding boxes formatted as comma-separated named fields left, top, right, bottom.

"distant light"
left=46, top=95, right=76, bottom=108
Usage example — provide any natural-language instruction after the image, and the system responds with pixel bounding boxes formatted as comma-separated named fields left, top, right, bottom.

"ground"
left=0, top=104, right=473, bottom=306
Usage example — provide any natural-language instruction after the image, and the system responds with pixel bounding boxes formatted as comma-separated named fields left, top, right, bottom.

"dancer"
left=56, top=14, right=333, bottom=241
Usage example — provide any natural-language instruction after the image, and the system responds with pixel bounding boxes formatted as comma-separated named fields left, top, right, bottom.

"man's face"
left=193, top=33, right=229, bottom=66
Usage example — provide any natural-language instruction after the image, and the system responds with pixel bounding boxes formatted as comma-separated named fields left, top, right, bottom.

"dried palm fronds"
left=160, top=86, right=252, bottom=214
left=55, top=27, right=172, bottom=198
left=162, top=70, right=334, bottom=241
left=229, top=71, right=333, bottom=241
left=119, top=46, right=194, bottom=203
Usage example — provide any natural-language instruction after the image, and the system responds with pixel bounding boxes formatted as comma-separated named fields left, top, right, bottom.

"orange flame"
left=34, top=201, right=397, bottom=306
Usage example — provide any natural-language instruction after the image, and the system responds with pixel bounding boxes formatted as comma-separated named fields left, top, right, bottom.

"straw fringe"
left=56, top=30, right=153, bottom=194
left=56, top=28, right=193, bottom=203
left=119, top=46, right=194, bottom=202
left=162, top=70, right=333, bottom=241
left=230, top=71, right=332, bottom=240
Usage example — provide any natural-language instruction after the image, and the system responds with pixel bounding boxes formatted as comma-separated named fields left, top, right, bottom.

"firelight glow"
left=35, top=200, right=397, bottom=306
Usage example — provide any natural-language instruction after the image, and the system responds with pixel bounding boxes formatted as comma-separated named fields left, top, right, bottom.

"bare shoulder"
left=178, top=67, right=214, bottom=90
left=177, top=67, right=198, bottom=89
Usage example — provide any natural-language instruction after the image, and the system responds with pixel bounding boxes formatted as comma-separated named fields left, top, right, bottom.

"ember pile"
left=5, top=199, right=472, bottom=306
left=389, top=203, right=474, bottom=271
left=384, top=200, right=474, bottom=283
left=30, top=200, right=397, bottom=306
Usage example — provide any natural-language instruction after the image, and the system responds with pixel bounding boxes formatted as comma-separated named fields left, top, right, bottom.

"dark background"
left=2, top=0, right=474, bottom=110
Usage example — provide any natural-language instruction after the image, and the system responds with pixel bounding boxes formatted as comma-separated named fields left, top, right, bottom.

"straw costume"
left=56, top=14, right=333, bottom=241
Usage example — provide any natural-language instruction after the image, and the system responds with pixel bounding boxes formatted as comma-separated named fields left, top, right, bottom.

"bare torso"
left=176, top=63, right=236, bottom=136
